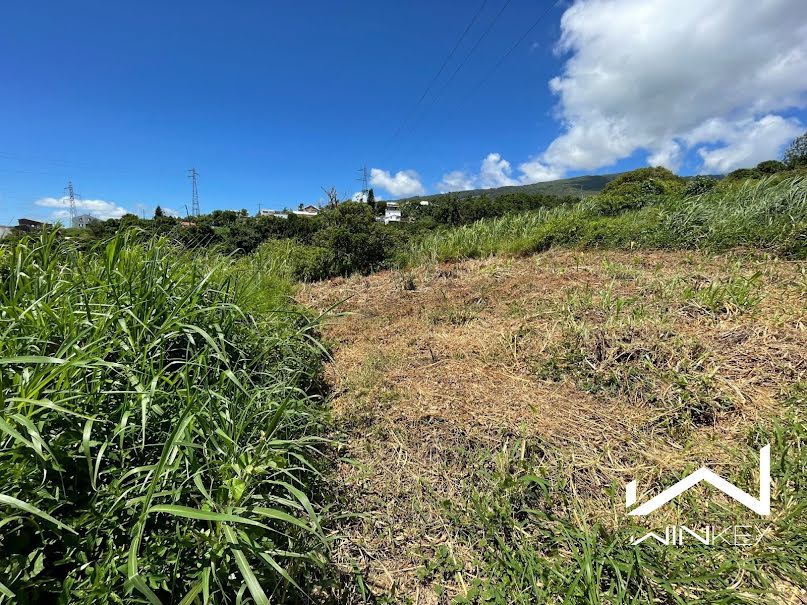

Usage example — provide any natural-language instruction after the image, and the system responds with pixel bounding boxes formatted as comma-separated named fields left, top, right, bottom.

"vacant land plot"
left=300, top=249, right=807, bottom=604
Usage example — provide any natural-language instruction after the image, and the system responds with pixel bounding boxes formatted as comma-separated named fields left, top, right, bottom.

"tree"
left=783, top=131, right=807, bottom=168
left=726, top=167, right=761, bottom=181
left=367, top=188, right=376, bottom=211
left=154, top=205, right=164, bottom=218
left=603, top=166, right=683, bottom=192
left=322, top=186, right=340, bottom=209
left=756, top=160, right=786, bottom=174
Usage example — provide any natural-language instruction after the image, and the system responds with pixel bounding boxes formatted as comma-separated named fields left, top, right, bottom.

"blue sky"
left=2, top=0, right=806, bottom=223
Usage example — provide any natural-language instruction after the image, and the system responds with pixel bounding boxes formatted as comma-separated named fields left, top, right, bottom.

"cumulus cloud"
left=438, top=170, right=476, bottom=193
left=369, top=168, right=425, bottom=197
left=693, top=115, right=803, bottom=174
left=35, top=196, right=130, bottom=221
left=478, top=153, right=518, bottom=187
left=439, top=152, right=533, bottom=192
left=532, top=0, right=807, bottom=175
left=517, top=157, right=565, bottom=183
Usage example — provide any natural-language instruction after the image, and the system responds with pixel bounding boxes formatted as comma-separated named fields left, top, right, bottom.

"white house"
left=383, top=202, right=402, bottom=224
left=291, top=205, right=319, bottom=217
left=258, top=209, right=288, bottom=219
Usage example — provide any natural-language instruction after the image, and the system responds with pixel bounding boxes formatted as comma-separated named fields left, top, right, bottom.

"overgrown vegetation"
left=60, top=191, right=572, bottom=282
left=0, top=231, right=331, bottom=604
left=407, top=173, right=807, bottom=264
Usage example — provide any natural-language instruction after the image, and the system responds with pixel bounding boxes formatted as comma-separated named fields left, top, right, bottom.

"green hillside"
left=395, top=171, right=722, bottom=203
left=396, top=173, right=625, bottom=203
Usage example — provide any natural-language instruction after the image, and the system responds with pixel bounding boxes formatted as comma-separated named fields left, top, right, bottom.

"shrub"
left=757, top=159, right=787, bottom=174
left=684, top=175, right=718, bottom=195
left=726, top=167, right=762, bottom=180
left=602, top=166, right=684, bottom=193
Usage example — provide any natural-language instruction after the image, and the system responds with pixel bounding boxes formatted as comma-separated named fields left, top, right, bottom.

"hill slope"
left=394, top=171, right=723, bottom=203
left=396, top=172, right=625, bottom=203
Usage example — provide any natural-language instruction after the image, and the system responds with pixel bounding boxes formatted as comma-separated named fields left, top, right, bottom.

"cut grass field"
left=300, top=249, right=807, bottom=604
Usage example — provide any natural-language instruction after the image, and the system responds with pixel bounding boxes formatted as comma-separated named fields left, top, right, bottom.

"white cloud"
left=517, top=157, right=565, bottom=183
left=439, top=152, right=537, bottom=192
left=694, top=115, right=803, bottom=173
left=35, top=196, right=130, bottom=221
left=530, top=0, right=807, bottom=175
left=160, top=207, right=181, bottom=218
left=438, top=170, right=476, bottom=193
left=479, top=153, right=518, bottom=187
left=369, top=168, right=425, bottom=197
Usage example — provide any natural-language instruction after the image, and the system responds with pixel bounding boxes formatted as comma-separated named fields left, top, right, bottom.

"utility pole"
left=66, top=181, right=76, bottom=226
left=188, top=168, right=200, bottom=216
left=357, top=166, right=369, bottom=201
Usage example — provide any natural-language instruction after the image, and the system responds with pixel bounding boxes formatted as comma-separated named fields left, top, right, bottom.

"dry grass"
left=298, top=249, right=807, bottom=602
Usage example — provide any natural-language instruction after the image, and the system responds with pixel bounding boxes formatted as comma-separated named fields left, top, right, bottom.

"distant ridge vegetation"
left=396, top=173, right=624, bottom=202
left=395, top=171, right=725, bottom=203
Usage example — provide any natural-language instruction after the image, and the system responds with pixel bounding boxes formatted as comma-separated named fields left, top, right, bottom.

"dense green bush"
left=602, top=166, right=684, bottom=192
left=402, top=191, right=571, bottom=226
left=726, top=167, right=762, bottom=181
left=757, top=159, right=787, bottom=174
left=0, top=231, right=328, bottom=604
left=684, top=175, right=719, bottom=195
left=587, top=166, right=684, bottom=216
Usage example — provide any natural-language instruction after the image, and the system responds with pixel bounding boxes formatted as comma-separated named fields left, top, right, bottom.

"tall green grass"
left=0, top=231, right=328, bottom=604
left=405, top=175, right=807, bottom=264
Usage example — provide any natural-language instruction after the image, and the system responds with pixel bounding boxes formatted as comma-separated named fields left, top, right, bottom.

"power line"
left=400, top=0, right=513, bottom=139
left=402, top=0, right=562, bottom=153
left=392, top=0, right=489, bottom=138
left=188, top=168, right=200, bottom=216
left=455, top=0, right=562, bottom=114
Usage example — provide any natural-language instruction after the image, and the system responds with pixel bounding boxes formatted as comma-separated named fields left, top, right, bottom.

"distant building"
left=258, top=209, right=289, bottom=219
left=72, top=214, right=95, bottom=229
left=179, top=221, right=196, bottom=227
left=16, top=218, right=50, bottom=232
left=0, top=226, right=13, bottom=240
left=383, top=202, right=401, bottom=224
left=291, top=205, right=319, bottom=217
